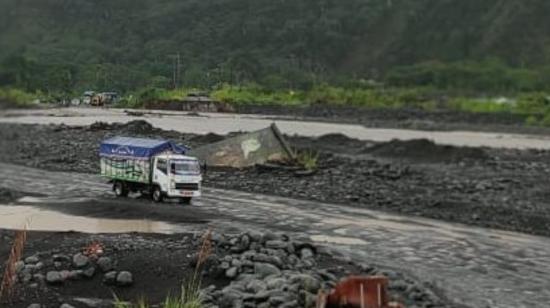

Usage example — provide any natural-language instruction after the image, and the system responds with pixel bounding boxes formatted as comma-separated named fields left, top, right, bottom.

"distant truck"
left=100, top=137, right=202, bottom=203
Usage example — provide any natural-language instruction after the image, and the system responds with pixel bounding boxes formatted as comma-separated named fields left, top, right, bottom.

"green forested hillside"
left=1, top=0, right=550, bottom=93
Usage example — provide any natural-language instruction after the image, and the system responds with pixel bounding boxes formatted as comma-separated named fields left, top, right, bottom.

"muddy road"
left=1, top=163, right=550, bottom=308
left=3, top=107, right=550, bottom=149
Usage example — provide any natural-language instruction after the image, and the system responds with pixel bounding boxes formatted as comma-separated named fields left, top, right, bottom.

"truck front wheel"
left=152, top=186, right=163, bottom=203
left=113, top=181, right=129, bottom=197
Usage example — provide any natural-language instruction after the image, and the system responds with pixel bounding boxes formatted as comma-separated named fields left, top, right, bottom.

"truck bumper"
left=167, top=190, right=201, bottom=198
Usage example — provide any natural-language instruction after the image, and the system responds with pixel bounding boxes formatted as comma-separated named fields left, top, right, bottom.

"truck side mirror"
left=201, top=162, right=207, bottom=174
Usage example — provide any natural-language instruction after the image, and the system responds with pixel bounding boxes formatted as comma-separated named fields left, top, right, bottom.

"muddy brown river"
left=2, top=107, right=550, bottom=149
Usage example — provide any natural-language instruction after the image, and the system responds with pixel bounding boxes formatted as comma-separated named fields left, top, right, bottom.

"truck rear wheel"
left=113, top=181, right=129, bottom=197
left=152, top=186, right=163, bottom=203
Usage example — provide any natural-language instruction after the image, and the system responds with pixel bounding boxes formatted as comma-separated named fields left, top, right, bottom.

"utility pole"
left=176, top=52, right=181, bottom=89
left=169, top=53, right=181, bottom=89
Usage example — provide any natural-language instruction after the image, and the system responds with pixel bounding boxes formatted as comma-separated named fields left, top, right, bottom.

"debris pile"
left=364, top=139, right=488, bottom=163
left=195, top=232, right=447, bottom=308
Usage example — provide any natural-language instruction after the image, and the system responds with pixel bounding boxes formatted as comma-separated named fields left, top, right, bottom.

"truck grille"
left=175, top=183, right=199, bottom=191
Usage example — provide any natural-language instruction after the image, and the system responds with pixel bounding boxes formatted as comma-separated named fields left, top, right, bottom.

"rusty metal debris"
left=316, top=276, right=404, bottom=308
left=82, top=241, right=104, bottom=260
left=189, top=124, right=295, bottom=168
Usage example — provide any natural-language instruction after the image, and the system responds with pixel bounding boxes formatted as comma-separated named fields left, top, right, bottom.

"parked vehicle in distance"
left=100, top=137, right=202, bottom=204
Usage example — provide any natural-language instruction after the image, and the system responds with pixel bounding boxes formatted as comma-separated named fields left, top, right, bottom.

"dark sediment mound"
left=316, top=133, right=361, bottom=147
left=89, top=120, right=156, bottom=135
left=364, top=139, right=489, bottom=163
left=190, top=132, right=226, bottom=144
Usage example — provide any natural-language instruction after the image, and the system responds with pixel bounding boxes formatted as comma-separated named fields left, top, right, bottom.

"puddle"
left=310, top=235, right=367, bottom=245
left=0, top=205, right=186, bottom=234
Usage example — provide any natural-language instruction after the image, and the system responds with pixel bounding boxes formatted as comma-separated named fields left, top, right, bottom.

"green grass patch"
left=0, top=87, right=38, bottom=108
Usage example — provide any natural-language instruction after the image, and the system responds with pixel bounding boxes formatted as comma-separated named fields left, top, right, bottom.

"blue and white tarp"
left=100, top=136, right=188, bottom=160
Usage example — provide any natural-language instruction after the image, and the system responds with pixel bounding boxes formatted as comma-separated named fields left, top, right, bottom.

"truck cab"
left=151, top=154, right=202, bottom=203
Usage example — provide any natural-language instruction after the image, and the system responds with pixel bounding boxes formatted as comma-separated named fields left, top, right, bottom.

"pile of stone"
left=191, top=231, right=448, bottom=308
left=15, top=252, right=133, bottom=288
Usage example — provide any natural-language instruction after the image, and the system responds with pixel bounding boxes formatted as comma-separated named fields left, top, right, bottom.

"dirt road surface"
left=1, top=163, right=549, bottom=308
left=3, top=107, right=550, bottom=149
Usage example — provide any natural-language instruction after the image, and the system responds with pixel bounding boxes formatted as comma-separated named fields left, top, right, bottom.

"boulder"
left=225, top=267, right=238, bottom=279
left=265, top=240, right=287, bottom=250
left=254, top=262, right=281, bottom=278
left=300, top=247, right=315, bottom=259
left=245, top=279, right=267, bottom=293
left=103, top=271, right=118, bottom=285
left=97, top=257, right=113, bottom=272
left=72, top=253, right=90, bottom=268
left=83, top=266, right=96, bottom=278
left=15, top=261, right=25, bottom=273
left=46, top=271, right=64, bottom=284
left=25, top=255, right=40, bottom=264
left=290, top=274, right=321, bottom=293
left=116, top=271, right=133, bottom=286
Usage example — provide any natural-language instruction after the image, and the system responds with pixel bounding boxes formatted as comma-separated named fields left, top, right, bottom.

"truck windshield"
left=171, top=160, right=200, bottom=175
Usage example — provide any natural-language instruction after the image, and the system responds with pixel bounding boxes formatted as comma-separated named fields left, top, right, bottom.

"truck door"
left=153, top=158, right=169, bottom=192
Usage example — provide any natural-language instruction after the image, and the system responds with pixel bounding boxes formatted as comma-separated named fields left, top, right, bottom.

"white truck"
left=100, top=137, right=202, bottom=204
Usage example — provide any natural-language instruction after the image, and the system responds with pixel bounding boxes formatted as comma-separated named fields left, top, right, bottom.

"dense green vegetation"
left=2, top=0, right=550, bottom=94
left=0, top=87, right=38, bottom=108
left=2, top=0, right=550, bottom=125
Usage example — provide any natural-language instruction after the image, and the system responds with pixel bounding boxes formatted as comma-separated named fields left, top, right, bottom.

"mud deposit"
left=1, top=122, right=550, bottom=236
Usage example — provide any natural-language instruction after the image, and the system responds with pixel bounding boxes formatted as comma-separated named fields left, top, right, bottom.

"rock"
left=261, top=232, right=279, bottom=243
left=250, top=253, right=283, bottom=268
left=73, top=253, right=90, bottom=268
left=27, top=304, right=42, bottom=308
left=73, top=298, right=114, bottom=308
left=46, top=271, right=64, bottom=284
left=54, top=261, right=63, bottom=269
left=266, top=277, right=287, bottom=290
left=290, top=274, right=321, bottom=293
left=25, top=255, right=40, bottom=264
left=60, top=304, right=76, bottom=308
left=254, top=262, right=281, bottom=278
left=15, top=261, right=25, bottom=273
left=24, top=264, right=37, bottom=273
left=68, top=270, right=83, bottom=280
left=53, top=254, right=71, bottom=262
left=299, top=290, right=317, bottom=307
left=245, top=279, right=267, bottom=293
left=116, top=271, right=133, bottom=286
left=225, top=267, right=238, bottom=279
left=35, top=262, right=45, bottom=271
left=83, top=266, right=96, bottom=278
left=240, top=234, right=251, bottom=249
left=269, top=296, right=290, bottom=306
left=103, top=271, right=118, bottom=285
left=219, top=287, right=246, bottom=308
left=22, top=272, right=32, bottom=283
left=265, top=240, right=287, bottom=250
left=231, top=259, right=242, bottom=268
left=247, top=230, right=263, bottom=242
left=318, top=269, right=337, bottom=282
left=33, top=273, right=45, bottom=283
left=300, top=247, right=315, bottom=259
left=97, top=257, right=113, bottom=272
